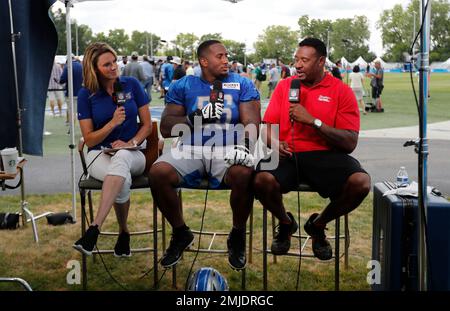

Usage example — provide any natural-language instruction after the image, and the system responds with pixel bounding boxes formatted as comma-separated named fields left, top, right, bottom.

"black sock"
left=174, top=224, right=189, bottom=234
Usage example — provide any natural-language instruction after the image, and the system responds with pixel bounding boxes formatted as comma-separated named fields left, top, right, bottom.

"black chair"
left=77, top=121, right=164, bottom=290
left=262, top=183, right=350, bottom=290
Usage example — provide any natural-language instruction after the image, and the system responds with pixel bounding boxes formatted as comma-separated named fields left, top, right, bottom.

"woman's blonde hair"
left=82, top=42, right=117, bottom=93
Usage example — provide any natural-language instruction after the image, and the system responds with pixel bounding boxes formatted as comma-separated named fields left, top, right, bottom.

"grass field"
left=0, top=73, right=449, bottom=291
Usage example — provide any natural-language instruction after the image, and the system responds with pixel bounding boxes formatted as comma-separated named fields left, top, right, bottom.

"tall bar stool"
left=167, top=182, right=254, bottom=290
left=262, top=183, right=350, bottom=290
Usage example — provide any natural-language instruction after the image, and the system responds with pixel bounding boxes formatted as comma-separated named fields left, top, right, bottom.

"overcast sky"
left=53, top=0, right=412, bottom=57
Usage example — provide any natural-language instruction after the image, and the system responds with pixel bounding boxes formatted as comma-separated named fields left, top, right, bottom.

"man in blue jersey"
left=161, top=55, right=174, bottom=97
left=149, top=40, right=261, bottom=270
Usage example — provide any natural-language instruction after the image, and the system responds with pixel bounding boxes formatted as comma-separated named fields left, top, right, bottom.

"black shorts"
left=371, top=85, right=383, bottom=98
left=256, top=150, right=368, bottom=199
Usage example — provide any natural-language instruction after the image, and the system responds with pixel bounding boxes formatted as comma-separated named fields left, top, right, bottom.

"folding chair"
left=262, top=183, right=350, bottom=291
left=77, top=121, right=164, bottom=290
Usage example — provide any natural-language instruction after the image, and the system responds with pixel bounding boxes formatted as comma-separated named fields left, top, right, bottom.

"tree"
left=298, top=15, right=374, bottom=62
left=172, top=33, right=199, bottom=60
left=254, top=25, right=299, bottom=63
left=378, top=0, right=450, bottom=62
left=50, top=9, right=93, bottom=55
left=222, top=39, right=246, bottom=64
left=129, top=31, right=161, bottom=57
left=199, top=33, right=223, bottom=43
left=298, top=15, right=332, bottom=45
left=104, top=29, right=130, bottom=55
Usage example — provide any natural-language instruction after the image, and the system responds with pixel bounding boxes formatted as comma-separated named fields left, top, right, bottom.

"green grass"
left=0, top=191, right=373, bottom=291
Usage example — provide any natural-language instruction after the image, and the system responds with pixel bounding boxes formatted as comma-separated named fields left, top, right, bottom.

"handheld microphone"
left=210, top=80, right=224, bottom=104
left=288, top=79, right=301, bottom=103
left=112, top=80, right=126, bottom=106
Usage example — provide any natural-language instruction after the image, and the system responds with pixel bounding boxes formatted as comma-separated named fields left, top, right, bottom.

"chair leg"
left=271, top=214, right=277, bottom=264
left=248, top=207, right=253, bottom=264
left=334, top=217, right=340, bottom=291
left=80, top=189, right=88, bottom=290
left=344, top=214, right=350, bottom=270
left=153, top=201, right=158, bottom=289
left=263, top=208, right=268, bottom=290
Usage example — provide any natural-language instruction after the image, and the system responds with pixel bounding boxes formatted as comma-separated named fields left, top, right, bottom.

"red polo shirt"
left=263, top=74, right=359, bottom=152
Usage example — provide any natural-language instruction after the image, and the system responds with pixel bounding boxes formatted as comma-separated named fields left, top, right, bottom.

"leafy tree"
left=378, top=0, right=450, bottom=62
left=254, top=25, right=299, bottom=63
left=103, top=29, right=129, bottom=55
left=172, top=33, right=199, bottom=60
left=222, top=39, right=246, bottom=64
left=50, top=9, right=93, bottom=55
left=298, top=15, right=374, bottom=62
left=199, top=33, right=223, bottom=43
left=128, top=31, right=161, bottom=57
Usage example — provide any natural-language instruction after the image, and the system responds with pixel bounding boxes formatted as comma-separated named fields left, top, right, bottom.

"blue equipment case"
left=372, top=181, right=450, bottom=290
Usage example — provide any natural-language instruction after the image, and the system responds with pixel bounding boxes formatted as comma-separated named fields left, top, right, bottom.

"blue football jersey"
left=165, top=73, right=260, bottom=146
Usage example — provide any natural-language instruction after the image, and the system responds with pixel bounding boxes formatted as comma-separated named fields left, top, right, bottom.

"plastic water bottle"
left=396, top=166, right=409, bottom=187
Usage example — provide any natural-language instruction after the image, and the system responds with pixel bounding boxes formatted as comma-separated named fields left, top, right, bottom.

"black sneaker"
left=304, top=213, right=333, bottom=261
left=271, top=212, right=299, bottom=255
left=160, top=228, right=194, bottom=268
left=114, top=231, right=131, bottom=258
left=73, top=225, right=100, bottom=256
left=227, top=228, right=246, bottom=270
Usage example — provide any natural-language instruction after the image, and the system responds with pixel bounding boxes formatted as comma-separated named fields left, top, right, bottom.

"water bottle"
left=396, top=166, right=409, bottom=187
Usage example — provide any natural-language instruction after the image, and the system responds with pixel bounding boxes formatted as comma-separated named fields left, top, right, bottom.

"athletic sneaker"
left=73, top=225, right=100, bottom=256
left=160, top=228, right=194, bottom=268
left=271, top=212, right=299, bottom=255
left=304, top=213, right=333, bottom=261
left=227, top=228, right=246, bottom=270
left=114, top=231, right=131, bottom=257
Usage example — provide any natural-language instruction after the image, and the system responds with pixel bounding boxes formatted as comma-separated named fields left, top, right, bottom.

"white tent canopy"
left=340, top=57, right=350, bottom=68
left=350, top=56, right=368, bottom=68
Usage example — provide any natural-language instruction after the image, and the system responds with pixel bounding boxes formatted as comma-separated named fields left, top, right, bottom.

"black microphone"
left=210, top=80, right=224, bottom=104
left=288, top=79, right=301, bottom=103
left=112, top=80, right=126, bottom=106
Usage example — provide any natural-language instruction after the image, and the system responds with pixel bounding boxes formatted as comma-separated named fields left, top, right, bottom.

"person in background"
left=185, top=60, right=194, bottom=76
left=123, top=51, right=146, bottom=85
left=47, top=61, right=64, bottom=117
left=331, top=60, right=343, bottom=80
left=140, top=55, right=154, bottom=100
left=171, top=58, right=186, bottom=81
left=73, top=42, right=152, bottom=257
left=60, top=54, right=83, bottom=125
left=349, top=65, right=366, bottom=115
left=367, top=60, right=384, bottom=112
left=267, top=63, right=279, bottom=99
left=118, top=55, right=128, bottom=75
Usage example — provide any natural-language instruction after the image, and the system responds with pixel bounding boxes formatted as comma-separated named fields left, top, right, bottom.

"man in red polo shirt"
left=254, top=38, right=371, bottom=260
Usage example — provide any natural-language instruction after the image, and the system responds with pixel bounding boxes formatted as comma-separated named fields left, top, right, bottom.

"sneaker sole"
left=160, top=240, right=194, bottom=269
left=113, top=252, right=132, bottom=258
left=227, top=261, right=246, bottom=271
left=73, top=244, right=93, bottom=256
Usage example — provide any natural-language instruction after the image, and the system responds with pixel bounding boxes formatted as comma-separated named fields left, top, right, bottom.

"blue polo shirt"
left=165, top=73, right=260, bottom=146
left=77, top=76, right=149, bottom=150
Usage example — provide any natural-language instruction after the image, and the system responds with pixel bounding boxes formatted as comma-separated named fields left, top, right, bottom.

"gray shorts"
left=154, top=144, right=235, bottom=189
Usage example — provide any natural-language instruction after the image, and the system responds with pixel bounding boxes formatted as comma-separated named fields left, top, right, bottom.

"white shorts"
left=48, top=90, right=64, bottom=101
left=352, top=87, right=364, bottom=101
left=86, top=149, right=146, bottom=203
left=154, top=144, right=235, bottom=189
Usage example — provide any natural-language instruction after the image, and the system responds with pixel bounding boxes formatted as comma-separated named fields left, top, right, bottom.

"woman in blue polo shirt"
left=73, top=42, right=151, bottom=257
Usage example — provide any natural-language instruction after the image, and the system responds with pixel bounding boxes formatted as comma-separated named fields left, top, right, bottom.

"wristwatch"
left=313, top=118, right=323, bottom=129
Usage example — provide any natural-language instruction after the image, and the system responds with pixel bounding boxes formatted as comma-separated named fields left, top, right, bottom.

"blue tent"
left=0, top=0, right=57, bottom=155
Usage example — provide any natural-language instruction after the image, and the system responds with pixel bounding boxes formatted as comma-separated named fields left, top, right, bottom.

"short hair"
left=197, top=40, right=222, bottom=60
left=353, top=65, right=360, bottom=73
left=298, top=38, right=327, bottom=58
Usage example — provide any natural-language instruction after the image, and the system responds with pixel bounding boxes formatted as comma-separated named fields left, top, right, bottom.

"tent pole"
left=65, top=0, right=77, bottom=222
left=7, top=0, right=27, bottom=226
